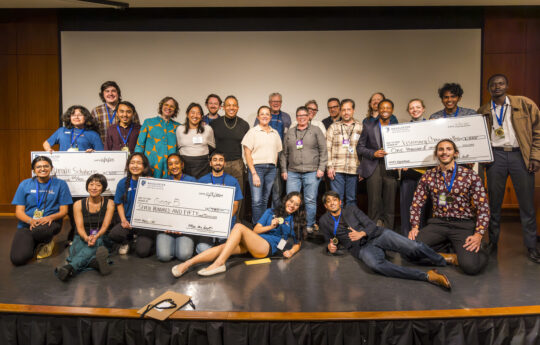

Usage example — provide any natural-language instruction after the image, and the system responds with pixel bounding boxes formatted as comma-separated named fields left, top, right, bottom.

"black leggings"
left=108, top=223, right=156, bottom=258
left=10, top=221, right=62, bottom=266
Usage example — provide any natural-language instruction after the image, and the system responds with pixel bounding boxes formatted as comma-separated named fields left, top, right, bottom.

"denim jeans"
left=356, top=229, right=446, bottom=281
left=156, top=233, right=212, bottom=262
left=330, top=173, right=357, bottom=206
left=286, top=171, right=321, bottom=227
left=248, top=164, right=277, bottom=224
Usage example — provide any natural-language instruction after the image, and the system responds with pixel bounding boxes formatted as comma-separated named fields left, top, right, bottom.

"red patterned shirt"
left=410, top=164, right=489, bottom=234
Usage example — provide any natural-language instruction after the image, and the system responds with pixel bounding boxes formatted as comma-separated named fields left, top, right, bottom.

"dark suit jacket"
left=357, top=119, right=385, bottom=178
left=319, top=205, right=384, bottom=252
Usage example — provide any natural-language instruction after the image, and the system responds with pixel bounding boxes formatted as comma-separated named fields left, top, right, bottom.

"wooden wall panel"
left=16, top=13, right=58, bottom=55
left=483, top=16, right=527, bottom=54
left=18, top=130, right=54, bottom=182
left=0, top=55, right=18, bottom=130
left=0, top=130, right=20, bottom=212
left=17, top=55, right=60, bottom=130
left=481, top=53, right=526, bottom=103
left=0, top=23, right=17, bottom=55
left=525, top=52, right=540, bottom=107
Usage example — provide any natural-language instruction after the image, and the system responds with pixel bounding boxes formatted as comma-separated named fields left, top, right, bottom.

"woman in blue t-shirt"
left=43, top=105, right=104, bottom=152
left=11, top=156, right=73, bottom=266
left=109, top=152, right=154, bottom=257
left=172, top=191, right=306, bottom=278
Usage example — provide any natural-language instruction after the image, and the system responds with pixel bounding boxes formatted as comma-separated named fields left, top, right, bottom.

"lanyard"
left=105, top=105, right=117, bottom=125
left=116, top=124, right=133, bottom=146
left=340, top=123, right=355, bottom=140
left=492, top=101, right=507, bottom=127
left=211, top=174, right=225, bottom=185
left=35, top=178, right=52, bottom=211
left=295, top=125, right=309, bottom=141
left=70, top=128, right=85, bottom=147
left=331, top=213, right=341, bottom=237
left=444, top=107, right=459, bottom=118
left=441, top=162, right=457, bottom=194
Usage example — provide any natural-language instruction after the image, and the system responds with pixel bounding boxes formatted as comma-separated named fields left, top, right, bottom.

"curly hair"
left=273, top=191, right=306, bottom=242
left=158, top=96, right=179, bottom=119
left=438, top=83, right=464, bottom=99
left=62, top=105, right=101, bottom=132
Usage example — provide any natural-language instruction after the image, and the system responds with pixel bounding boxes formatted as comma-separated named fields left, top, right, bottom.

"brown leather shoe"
left=427, top=269, right=452, bottom=291
left=438, top=253, right=459, bottom=266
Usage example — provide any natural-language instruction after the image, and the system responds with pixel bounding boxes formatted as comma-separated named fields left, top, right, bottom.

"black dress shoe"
left=527, top=249, right=540, bottom=264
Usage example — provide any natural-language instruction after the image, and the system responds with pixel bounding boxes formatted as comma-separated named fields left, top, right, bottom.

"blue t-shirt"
left=12, top=177, right=73, bottom=229
left=165, top=174, right=197, bottom=182
left=197, top=172, right=243, bottom=229
left=47, top=127, right=104, bottom=151
left=114, top=177, right=138, bottom=222
left=257, top=209, right=298, bottom=255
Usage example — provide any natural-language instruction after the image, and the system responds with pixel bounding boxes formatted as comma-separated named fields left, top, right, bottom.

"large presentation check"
left=31, top=151, right=128, bottom=197
left=130, top=178, right=235, bottom=239
left=382, top=115, right=493, bottom=169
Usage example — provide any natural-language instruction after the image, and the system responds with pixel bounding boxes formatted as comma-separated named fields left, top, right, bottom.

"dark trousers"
left=10, top=221, right=62, bottom=266
left=486, top=149, right=537, bottom=249
left=416, top=218, right=488, bottom=275
left=400, top=170, right=426, bottom=236
left=225, top=158, right=245, bottom=223
left=109, top=223, right=156, bottom=258
left=355, top=228, right=446, bottom=281
left=271, top=162, right=285, bottom=209
left=366, top=161, right=398, bottom=229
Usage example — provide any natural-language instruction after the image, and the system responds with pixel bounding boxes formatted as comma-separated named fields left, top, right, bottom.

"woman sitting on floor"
left=172, top=191, right=306, bottom=278
left=55, top=174, right=115, bottom=281
left=11, top=156, right=73, bottom=265
left=109, top=152, right=154, bottom=257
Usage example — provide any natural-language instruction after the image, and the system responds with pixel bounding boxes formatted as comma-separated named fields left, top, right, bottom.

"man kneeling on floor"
left=319, top=190, right=452, bottom=290
left=408, top=139, right=489, bottom=275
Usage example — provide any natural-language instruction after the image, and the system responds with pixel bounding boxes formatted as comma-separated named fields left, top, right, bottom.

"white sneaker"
left=118, top=243, right=129, bottom=255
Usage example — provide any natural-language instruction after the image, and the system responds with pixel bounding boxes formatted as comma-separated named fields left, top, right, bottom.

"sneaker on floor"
left=313, top=223, right=319, bottom=231
left=118, top=243, right=129, bottom=255
left=306, top=226, right=314, bottom=234
left=55, top=264, right=74, bottom=281
left=36, top=240, right=55, bottom=259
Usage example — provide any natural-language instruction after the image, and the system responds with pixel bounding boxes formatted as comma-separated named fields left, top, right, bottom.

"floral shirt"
left=410, top=164, right=490, bottom=234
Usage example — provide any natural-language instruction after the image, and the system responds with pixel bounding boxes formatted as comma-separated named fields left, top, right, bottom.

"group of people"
left=10, top=74, right=540, bottom=290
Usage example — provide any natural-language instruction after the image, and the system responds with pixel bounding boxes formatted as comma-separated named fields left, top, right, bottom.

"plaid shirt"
left=326, top=119, right=363, bottom=175
left=91, top=103, right=141, bottom=143
left=410, top=164, right=490, bottom=234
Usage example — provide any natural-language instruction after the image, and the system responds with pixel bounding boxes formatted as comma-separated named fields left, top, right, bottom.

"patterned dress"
left=135, top=116, right=180, bottom=178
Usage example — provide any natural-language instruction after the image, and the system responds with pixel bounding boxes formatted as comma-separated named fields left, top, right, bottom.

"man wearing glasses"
left=322, top=97, right=341, bottom=130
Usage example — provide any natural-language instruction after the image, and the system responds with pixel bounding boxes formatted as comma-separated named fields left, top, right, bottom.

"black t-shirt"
left=210, top=116, right=250, bottom=161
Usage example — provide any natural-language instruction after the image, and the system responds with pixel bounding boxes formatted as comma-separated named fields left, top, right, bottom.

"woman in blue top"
left=43, top=105, right=104, bottom=152
left=109, top=153, right=154, bottom=257
left=156, top=153, right=200, bottom=262
left=11, top=156, right=73, bottom=266
left=172, top=191, right=306, bottom=278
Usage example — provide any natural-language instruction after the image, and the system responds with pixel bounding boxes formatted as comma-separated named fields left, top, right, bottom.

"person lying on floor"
left=319, top=190, right=452, bottom=290
left=408, top=139, right=489, bottom=275
left=171, top=191, right=305, bottom=278
left=55, top=174, right=115, bottom=281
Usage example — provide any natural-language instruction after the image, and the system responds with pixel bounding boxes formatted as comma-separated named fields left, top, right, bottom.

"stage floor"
left=1, top=218, right=539, bottom=314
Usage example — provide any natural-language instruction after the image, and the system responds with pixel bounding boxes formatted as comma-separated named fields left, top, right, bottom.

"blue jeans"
left=248, top=164, right=277, bottom=224
left=286, top=171, right=321, bottom=227
left=156, top=233, right=212, bottom=262
left=330, top=173, right=357, bottom=206
left=356, top=229, right=446, bottom=281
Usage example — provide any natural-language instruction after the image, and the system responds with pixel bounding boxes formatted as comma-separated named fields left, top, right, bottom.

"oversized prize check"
left=381, top=115, right=494, bottom=169
left=31, top=151, right=128, bottom=197
left=130, top=177, right=235, bottom=239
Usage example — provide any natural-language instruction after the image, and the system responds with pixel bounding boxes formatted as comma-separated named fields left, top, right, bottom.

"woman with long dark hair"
left=11, top=156, right=72, bottom=265
left=108, top=152, right=155, bottom=257
left=175, top=102, right=216, bottom=179
left=172, top=191, right=306, bottom=278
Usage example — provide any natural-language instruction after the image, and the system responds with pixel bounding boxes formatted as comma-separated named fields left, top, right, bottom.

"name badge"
left=296, top=140, right=303, bottom=149
left=353, top=133, right=360, bottom=140
left=438, top=193, right=447, bottom=207
left=348, top=146, right=355, bottom=154
left=67, top=146, right=79, bottom=152
left=192, top=135, right=203, bottom=144
left=342, top=139, right=350, bottom=148
left=277, top=238, right=287, bottom=251
left=33, top=209, right=43, bottom=219
left=90, top=229, right=98, bottom=236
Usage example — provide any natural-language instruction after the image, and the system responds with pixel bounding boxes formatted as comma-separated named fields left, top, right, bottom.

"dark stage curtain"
left=1, top=313, right=540, bottom=345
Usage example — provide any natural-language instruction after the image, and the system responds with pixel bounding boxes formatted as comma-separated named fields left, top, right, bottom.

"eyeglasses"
left=328, top=106, right=339, bottom=110
left=307, top=107, right=318, bottom=112
left=163, top=104, right=177, bottom=110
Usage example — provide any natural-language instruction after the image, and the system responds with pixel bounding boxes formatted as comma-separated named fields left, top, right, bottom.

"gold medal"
left=277, top=217, right=284, bottom=225
left=33, top=209, right=43, bottom=219
left=331, top=237, right=339, bottom=245
left=495, top=127, right=505, bottom=138
left=121, top=146, right=130, bottom=152
left=67, top=146, right=79, bottom=152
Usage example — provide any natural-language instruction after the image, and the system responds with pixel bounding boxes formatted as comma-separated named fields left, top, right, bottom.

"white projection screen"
left=61, top=30, right=481, bottom=124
